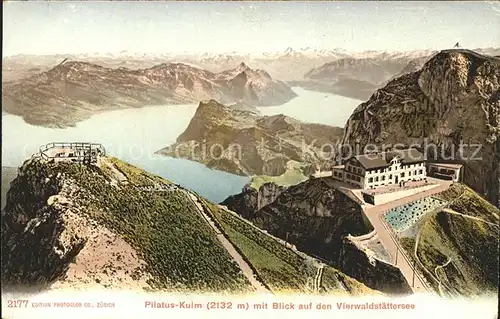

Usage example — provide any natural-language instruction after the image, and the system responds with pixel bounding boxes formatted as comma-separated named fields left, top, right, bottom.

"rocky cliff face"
left=240, top=178, right=373, bottom=261
left=2, top=61, right=296, bottom=128
left=220, top=182, right=286, bottom=219
left=1, top=157, right=251, bottom=292
left=221, top=177, right=414, bottom=294
left=157, top=99, right=344, bottom=177
left=342, top=49, right=500, bottom=206
left=339, top=237, right=412, bottom=295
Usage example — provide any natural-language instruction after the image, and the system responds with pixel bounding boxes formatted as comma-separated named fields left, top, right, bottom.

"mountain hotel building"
left=331, top=148, right=427, bottom=189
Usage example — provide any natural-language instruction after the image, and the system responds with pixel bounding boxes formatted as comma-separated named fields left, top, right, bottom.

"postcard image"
left=1, top=1, right=499, bottom=319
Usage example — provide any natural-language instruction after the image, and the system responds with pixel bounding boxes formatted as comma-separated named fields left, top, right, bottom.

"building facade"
left=427, top=163, right=462, bottom=182
left=331, top=148, right=427, bottom=189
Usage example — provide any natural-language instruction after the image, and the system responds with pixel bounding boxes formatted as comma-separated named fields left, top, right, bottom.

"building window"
left=401, top=172, right=405, bottom=177
left=368, top=177, right=373, bottom=183
left=409, top=171, right=412, bottom=176
left=389, top=174, right=392, bottom=179
left=382, top=176, right=385, bottom=181
left=375, top=176, right=379, bottom=182
left=419, top=169, right=423, bottom=174
left=389, top=167, right=392, bottom=172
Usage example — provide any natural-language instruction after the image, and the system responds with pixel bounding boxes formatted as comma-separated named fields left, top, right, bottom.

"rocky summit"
left=1, top=60, right=297, bottom=128
left=156, top=99, right=344, bottom=177
left=1, top=156, right=375, bottom=295
left=341, top=49, right=500, bottom=206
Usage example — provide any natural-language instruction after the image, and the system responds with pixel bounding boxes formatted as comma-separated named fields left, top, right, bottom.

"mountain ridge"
left=156, top=99, right=344, bottom=177
left=1, top=156, right=375, bottom=295
left=341, top=49, right=500, bottom=206
left=2, top=60, right=297, bottom=128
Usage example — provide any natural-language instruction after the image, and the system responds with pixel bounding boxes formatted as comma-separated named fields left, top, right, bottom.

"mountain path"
left=99, top=158, right=128, bottom=185
left=362, top=181, right=453, bottom=293
left=314, top=264, right=325, bottom=292
left=441, top=208, right=499, bottom=226
left=412, top=188, right=468, bottom=295
left=185, top=191, right=270, bottom=294
left=434, top=257, right=452, bottom=296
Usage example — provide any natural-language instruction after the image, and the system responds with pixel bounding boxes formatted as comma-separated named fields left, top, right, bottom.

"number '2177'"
left=7, top=300, right=29, bottom=307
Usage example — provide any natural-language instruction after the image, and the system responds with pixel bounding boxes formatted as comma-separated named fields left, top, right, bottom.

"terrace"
left=39, top=142, right=106, bottom=165
left=383, top=196, right=448, bottom=233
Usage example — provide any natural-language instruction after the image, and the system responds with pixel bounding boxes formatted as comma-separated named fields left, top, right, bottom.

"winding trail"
left=184, top=191, right=270, bottom=294
left=441, top=208, right=499, bottom=226
left=361, top=180, right=453, bottom=293
left=313, top=264, right=325, bottom=292
left=411, top=188, right=488, bottom=296
left=217, top=205, right=344, bottom=294
left=434, top=257, right=452, bottom=296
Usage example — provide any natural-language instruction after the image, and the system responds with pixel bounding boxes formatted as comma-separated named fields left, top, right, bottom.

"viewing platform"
left=39, top=142, right=106, bottom=165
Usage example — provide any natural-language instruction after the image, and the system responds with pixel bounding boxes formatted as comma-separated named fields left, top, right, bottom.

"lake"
left=1, top=87, right=362, bottom=202
left=259, top=87, right=362, bottom=127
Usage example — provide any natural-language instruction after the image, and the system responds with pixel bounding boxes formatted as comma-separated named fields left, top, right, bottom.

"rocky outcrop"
left=251, top=178, right=373, bottom=261
left=157, top=99, right=344, bottom=177
left=221, top=182, right=286, bottom=219
left=1, top=157, right=251, bottom=292
left=2, top=155, right=374, bottom=295
left=338, top=237, right=412, bottom=295
left=342, top=49, right=500, bottom=206
left=223, top=178, right=373, bottom=261
left=1, top=158, right=153, bottom=291
left=2, top=61, right=296, bottom=128
left=221, top=177, right=416, bottom=294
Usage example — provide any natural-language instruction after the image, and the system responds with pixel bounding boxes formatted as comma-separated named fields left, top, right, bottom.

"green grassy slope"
left=201, top=199, right=376, bottom=295
left=7, top=156, right=377, bottom=295
left=412, top=183, right=499, bottom=296
left=249, top=161, right=308, bottom=190
left=23, top=158, right=250, bottom=293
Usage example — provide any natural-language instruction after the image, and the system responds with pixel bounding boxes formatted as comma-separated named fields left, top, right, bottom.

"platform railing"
left=38, top=142, right=106, bottom=165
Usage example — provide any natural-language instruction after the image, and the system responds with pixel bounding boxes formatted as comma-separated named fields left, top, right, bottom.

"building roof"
left=428, top=163, right=463, bottom=169
left=350, top=148, right=425, bottom=170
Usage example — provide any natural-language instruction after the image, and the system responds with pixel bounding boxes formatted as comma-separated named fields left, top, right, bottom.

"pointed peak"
left=237, top=61, right=250, bottom=71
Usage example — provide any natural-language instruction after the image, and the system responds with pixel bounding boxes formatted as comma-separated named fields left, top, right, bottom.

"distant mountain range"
left=6, top=47, right=498, bottom=82
left=2, top=60, right=296, bottom=128
left=295, top=47, right=500, bottom=100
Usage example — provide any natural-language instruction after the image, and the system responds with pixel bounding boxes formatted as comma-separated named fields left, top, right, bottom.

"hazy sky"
left=3, top=1, right=500, bottom=56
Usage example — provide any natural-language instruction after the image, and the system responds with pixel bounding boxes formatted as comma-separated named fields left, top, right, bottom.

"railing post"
left=412, top=258, right=416, bottom=287
left=395, top=246, right=398, bottom=265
